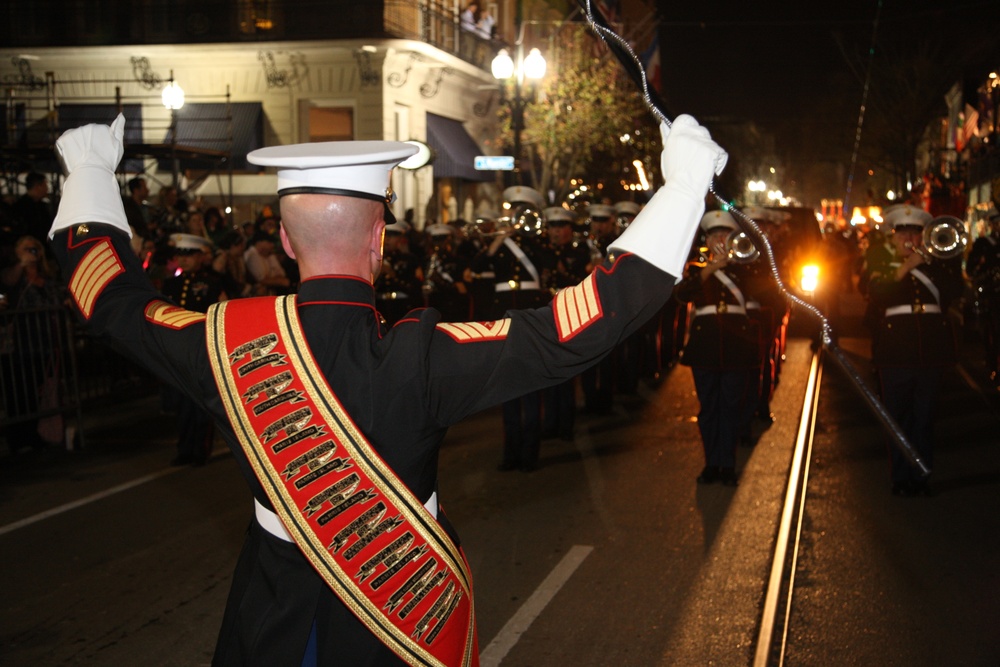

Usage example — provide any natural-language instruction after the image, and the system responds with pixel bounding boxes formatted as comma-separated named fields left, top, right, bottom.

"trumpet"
left=725, top=230, right=760, bottom=264
left=904, top=215, right=969, bottom=261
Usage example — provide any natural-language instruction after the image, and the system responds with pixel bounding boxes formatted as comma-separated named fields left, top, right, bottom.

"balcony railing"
left=385, top=0, right=499, bottom=71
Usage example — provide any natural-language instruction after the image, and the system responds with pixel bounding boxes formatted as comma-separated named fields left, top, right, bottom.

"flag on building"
left=595, top=0, right=620, bottom=24
left=963, top=103, right=980, bottom=145
left=641, top=33, right=661, bottom=93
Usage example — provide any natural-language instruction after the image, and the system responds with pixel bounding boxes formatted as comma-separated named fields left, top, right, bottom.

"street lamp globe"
left=162, top=81, right=185, bottom=110
left=522, top=48, right=547, bottom=80
left=491, top=49, right=515, bottom=80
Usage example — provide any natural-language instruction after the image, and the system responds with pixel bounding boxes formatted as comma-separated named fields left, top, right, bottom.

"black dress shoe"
left=756, top=411, right=775, bottom=424
left=719, top=467, right=739, bottom=486
left=170, top=455, right=194, bottom=467
left=696, top=466, right=719, bottom=484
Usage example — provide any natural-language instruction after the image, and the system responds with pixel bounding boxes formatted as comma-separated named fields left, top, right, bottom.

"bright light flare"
left=800, top=264, right=820, bottom=294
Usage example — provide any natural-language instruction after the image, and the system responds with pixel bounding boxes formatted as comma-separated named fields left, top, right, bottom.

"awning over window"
left=161, top=102, right=263, bottom=171
left=59, top=104, right=144, bottom=172
left=425, top=113, right=492, bottom=182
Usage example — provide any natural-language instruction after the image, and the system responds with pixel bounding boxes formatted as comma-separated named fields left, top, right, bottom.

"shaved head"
left=279, top=194, right=385, bottom=280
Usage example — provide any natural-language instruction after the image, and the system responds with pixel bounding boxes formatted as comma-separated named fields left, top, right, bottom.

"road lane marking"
left=480, top=544, right=594, bottom=667
left=0, top=449, right=230, bottom=537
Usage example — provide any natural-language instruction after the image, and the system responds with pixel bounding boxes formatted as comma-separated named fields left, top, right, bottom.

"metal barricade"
left=0, top=302, right=157, bottom=452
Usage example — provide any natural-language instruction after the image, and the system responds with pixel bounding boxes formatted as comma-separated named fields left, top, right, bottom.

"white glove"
left=610, top=114, right=727, bottom=278
left=50, top=113, right=131, bottom=238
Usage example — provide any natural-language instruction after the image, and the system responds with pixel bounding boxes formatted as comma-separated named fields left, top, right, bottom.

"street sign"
left=475, top=155, right=515, bottom=171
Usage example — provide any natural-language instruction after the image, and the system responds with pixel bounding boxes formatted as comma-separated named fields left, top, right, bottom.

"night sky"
left=647, top=0, right=1000, bottom=202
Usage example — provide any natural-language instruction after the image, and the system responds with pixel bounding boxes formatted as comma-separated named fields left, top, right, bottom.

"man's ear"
left=279, top=225, right=296, bottom=260
left=372, top=219, right=386, bottom=262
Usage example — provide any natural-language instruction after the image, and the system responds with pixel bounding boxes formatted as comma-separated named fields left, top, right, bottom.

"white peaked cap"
left=247, top=141, right=418, bottom=202
left=502, top=185, right=546, bottom=210
left=699, top=209, right=739, bottom=232
left=588, top=204, right=615, bottom=220
left=426, top=223, right=454, bottom=237
left=169, top=233, right=213, bottom=252
left=741, top=205, right=775, bottom=223
left=543, top=206, right=576, bottom=224
left=883, top=204, right=933, bottom=229
left=614, top=201, right=642, bottom=216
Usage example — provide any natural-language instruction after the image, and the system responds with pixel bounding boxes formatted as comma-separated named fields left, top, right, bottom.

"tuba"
left=725, top=230, right=760, bottom=263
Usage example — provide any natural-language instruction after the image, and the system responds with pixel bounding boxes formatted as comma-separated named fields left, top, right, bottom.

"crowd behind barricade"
left=5, top=164, right=1000, bottom=493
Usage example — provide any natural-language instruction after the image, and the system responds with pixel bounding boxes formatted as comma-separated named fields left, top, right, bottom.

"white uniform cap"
left=384, top=221, right=409, bottom=234
left=543, top=206, right=576, bottom=224
left=742, top=205, right=774, bottom=223
left=169, top=233, right=213, bottom=252
left=425, top=223, right=454, bottom=237
left=247, top=141, right=418, bottom=202
left=588, top=204, right=615, bottom=220
left=502, top=185, right=546, bottom=210
left=884, top=204, right=932, bottom=229
left=614, top=201, right=642, bottom=217
left=699, top=209, right=739, bottom=233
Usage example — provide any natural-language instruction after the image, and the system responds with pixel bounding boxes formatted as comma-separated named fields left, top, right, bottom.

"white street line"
left=480, top=544, right=594, bottom=667
left=0, top=467, right=181, bottom=537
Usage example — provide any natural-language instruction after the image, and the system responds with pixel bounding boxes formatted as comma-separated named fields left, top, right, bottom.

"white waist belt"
left=255, top=493, right=439, bottom=543
left=885, top=304, right=942, bottom=316
left=694, top=304, right=747, bottom=316
left=746, top=300, right=761, bottom=310
left=495, top=280, right=540, bottom=292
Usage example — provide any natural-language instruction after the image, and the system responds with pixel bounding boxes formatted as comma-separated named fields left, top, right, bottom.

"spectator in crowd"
left=244, top=230, right=291, bottom=296
left=12, top=172, right=54, bottom=249
left=122, top=177, right=152, bottom=240
left=153, top=185, right=186, bottom=238
left=212, top=228, right=252, bottom=299
left=1, top=235, right=65, bottom=453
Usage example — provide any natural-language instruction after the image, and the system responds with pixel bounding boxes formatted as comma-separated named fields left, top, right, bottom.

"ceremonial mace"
left=576, top=0, right=929, bottom=476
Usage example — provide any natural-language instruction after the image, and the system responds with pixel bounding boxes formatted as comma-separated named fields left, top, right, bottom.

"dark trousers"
left=543, top=378, right=576, bottom=440
left=502, top=391, right=541, bottom=468
left=878, top=366, right=940, bottom=484
left=167, top=386, right=213, bottom=463
left=692, top=368, right=750, bottom=469
left=582, top=355, right=614, bottom=412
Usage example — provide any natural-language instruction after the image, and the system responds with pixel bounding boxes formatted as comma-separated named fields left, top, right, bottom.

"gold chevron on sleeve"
left=144, top=300, right=207, bottom=329
left=553, top=273, right=603, bottom=342
left=436, top=319, right=511, bottom=342
left=69, top=239, right=124, bottom=320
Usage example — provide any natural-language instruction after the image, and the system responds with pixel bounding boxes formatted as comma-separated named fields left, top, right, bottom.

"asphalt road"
left=1, top=293, right=998, bottom=666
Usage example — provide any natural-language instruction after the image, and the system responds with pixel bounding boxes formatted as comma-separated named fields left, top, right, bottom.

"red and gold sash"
left=206, top=296, right=477, bottom=667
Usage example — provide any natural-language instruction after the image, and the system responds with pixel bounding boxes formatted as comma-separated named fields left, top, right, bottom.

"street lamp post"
left=491, top=1, right=545, bottom=185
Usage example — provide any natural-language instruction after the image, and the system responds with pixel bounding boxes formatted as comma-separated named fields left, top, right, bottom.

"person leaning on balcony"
left=46, top=112, right=725, bottom=666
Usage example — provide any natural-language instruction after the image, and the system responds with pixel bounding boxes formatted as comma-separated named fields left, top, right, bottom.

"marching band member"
left=865, top=204, right=964, bottom=496
left=47, top=113, right=725, bottom=665
left=675, top=209, right=761, bottom=485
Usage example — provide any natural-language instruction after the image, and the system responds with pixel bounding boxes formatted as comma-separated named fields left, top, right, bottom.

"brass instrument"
left=725, top=230, right=760, bottom=263
left=509, top=203, right=545, bottom=237
left=903, top=216, right=968, bottom=261
left=922, top=215, right=968, bottom=260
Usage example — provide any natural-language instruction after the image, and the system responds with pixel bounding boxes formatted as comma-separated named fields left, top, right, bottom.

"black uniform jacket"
left=868, top=257, right=963, bottom=368
left=53, top=222, right=676, bottom=665
left=674, top=262, right=759, bottom=370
